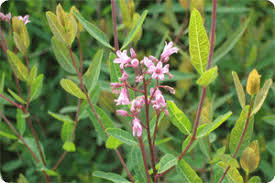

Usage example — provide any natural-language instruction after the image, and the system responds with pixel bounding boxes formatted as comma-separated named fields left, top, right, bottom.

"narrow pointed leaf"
left=167, top=100, right=191, bottom=135
left=73, top=11, right=113, bottom=49
left=189, top=9, right=209, bottom=74
left=0, top=131, right=17, bottom=140
left=61, top=122, right=74, bottom=142
left=229, top=106, right=254, bottom=157
left=106, top=128, right=138, bottom=146
left=93, top=171, right=130, bottom=183
left=176, top=159, right=202, bottom=183
left=252, top=79, right=272, bottom=115
left=196, top=66, right=218, bottom=86
left=8, top=89, right=26, bottom=104
left=121, top=10, right=148, bottom=50
left=16, top=109, right=26, bottom=135
left=232, top=71, right=246, bottom=108
left=60, top=79, right=86, bottom=99
left=213, top=161, right=243, bottom=183
left=130, top=146, right=148, bottom=183
left=30, top=74, right=43, bottom=101
left=7, top=50, right=28, bottom=81
left=158, top=154, right=178, bottom=174
left=197, top=111, right=232, bottom=138
left=48, top=111, right=74, bottom=123
left=212, top=18, right=250, bottom=65
left=83, top=49, right=103, bottom=93
left=109, top=52, right=121, bottom=83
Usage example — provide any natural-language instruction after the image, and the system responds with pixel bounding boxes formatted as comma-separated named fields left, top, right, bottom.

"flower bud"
left=116, top=110, right=129, bottom=116
left=246, top=69, right=261, bottom=95
left=130, top=48, right=136, bottom=58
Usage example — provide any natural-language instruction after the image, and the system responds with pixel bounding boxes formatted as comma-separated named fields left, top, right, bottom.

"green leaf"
left=121, top=10, right=148, bottom=50
left=229, top=106, right=254, bottom=157
left=30, top=74, right=43, bottom=101
left=106, top=136, right=122, bottom=149
left=130, top=146, right=148, bottom=183
left=83, top=49, right=103, bottom=93
left=218, top=154, right=240, bottom=168
left=2, top=159, right=22, bottom=172
left=17, top=173, right=29, bottom=183
left=46, top=11, right=66, bottom=44
left=212, top=18, right=250, bottom=65
left=16, top=109, right=26, bottom=135
left=262, top=115, right=275, bottom=126
left=93, top=171, right=130, bottom=183
left=60, top=79, right=86, bottom=99
left=106, top=128, right=138, bottom=146
left=176, top=159, right=202, bottom=183
left=73, top=11, right=113, bottom=49
left=13, top=32, right=27, bottom=54
left=109, top=52, right=121, bottom=83
left=189, top=9, right=209, bottom=74
left=62, top=141, right=76, bottom=152
left=232, top=71, right=246, bottom=109
left=28, top=64, right=38, bottom=85
left=167, top=100, right=191, bottom=135
left=8, top=89, right=26, bottom=104
left=197, top=111, right=232, bottom=138
left=65, top=14, right=78, bottom=46
left=0, top=130, right=17, bottom=140
left=61, top=121, right=74, bottom=142
left=248, top=176, right=261, bottom=183
left=87, top=105, right=115, bottom=141
left=7, top=50, right=28, bottom=81
left=24, top=137, right=46, bottom=167
left=158, top=154, right=178, bottom=174
left=40, top=168, right=59, bottom=177
left=213, top=161, right=243, bottom=183
left=252, top=79, right=272, bottom=115
left=48, top=111, right=74, bottom=123
left=196, top=66, right=218, bottom=86
left=51, top=37, right=78, bottom=74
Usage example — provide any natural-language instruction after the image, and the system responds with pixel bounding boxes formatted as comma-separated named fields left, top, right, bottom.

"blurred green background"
left=0, top=0, right=274, bottom=182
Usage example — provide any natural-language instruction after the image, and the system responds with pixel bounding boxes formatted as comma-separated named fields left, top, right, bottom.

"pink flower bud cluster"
left=17, top=15, right=31, bottom=25
left=111, top=42, right=178, bottom=137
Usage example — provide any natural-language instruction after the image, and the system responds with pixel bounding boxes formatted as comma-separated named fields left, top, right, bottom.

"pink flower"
left=149, top=56, right=158, bottom=63
left=132, top=117, right=142, bottom=137
left=114, top=88, right=130, bottom=105
left=130, top=48, right=136, bottom=58
left=148, top=62, right=169, bottom=80
left=135, top=75, right=144, bottom=83
left=119, top=71, right=128, bottom=82
left=150, top=88, right=166, bottom=110
left=143, top=57, right=154, bottom=69
left=161, top=42, right=178, bottom=62
left=0, top=12, right=11, bottom=22
left=131, top=96, right=145, bottom=114
left=116, top=110, right=129, bottom=116
left=114, top=50, right=131, bottom=69
left=111, top=83, right=123, bottom=94
left=17, top=15, right=30, bottom=24
left=131, top=58, right=139, bottom=68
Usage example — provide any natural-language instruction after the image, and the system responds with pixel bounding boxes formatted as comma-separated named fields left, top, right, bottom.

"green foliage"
left=158, top=154, right=177, bottom=174
left=105, top=136, right=122, bottom=149
left=7, top=50, right=28, bottom=81
left=62, top=141, right=76, bottom=152
left=60, top=78, right=86, bottom=99
left=196, top=66, right=218, bottom=86
left=176, top=159, right=202, bottom=183
left=232, top=71, right=246, bottom=108
left=213, top=161, right=243, bottom=183
left=106, top=128, right=138, bottom=146
left=93, top=171, right=130, bottom=183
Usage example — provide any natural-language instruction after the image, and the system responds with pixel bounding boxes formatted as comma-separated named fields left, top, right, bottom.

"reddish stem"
left=152, top=114, right=160, bottom=146
left=111, top=0, right=119, bottom=51
left=138, top=137, right=152, bottom=183
left=0, top=93, right=23, bottom=109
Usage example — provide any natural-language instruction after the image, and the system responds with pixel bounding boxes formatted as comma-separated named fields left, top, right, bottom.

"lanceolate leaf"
left=232, top=71, right=246, bottom=109
left=252, top=79, right=272, bottom=115
left=167, top=100, right=191, bottom=135
left=109, top=52, right=121, bottom=83
left=7, top=50, right=28, bottom=81
left=229, top=106, right=254, bottom=157
left=93, top=171, right=130, bottom=183
left=212, top=18, right=250, bottom=65
left=158, top=154, right=178, bottom=174
left=106, top=128, right=138, bottom=146
left=73, top=11, right=114, bottom=49
left=48, top=111, right=74, bottom=123
left=60, top=79, right=86, bottom=99
left=213, top=161, right=243, bottom=183
left=30, top=74, right=43, bottom=101
left=83, top=49, right=103, bottom=93
left=16, top=109, right=26, bottom=135
left=176, top=159, right=202, bottom=183
left=130, top=146, right=148, bottom=183
left=196, top=66, right=218, bottom=86
left=61, top=121, right=74, bottom=142
left=189, top=9, right=209, bottom=74
left=121, top=10, right=148, bottom=50
left=51, top=37, right=77, bottom=74
left=8, top=89, right=26, bottom=104
left=46, top=11, right=66, bottom=44
left=197, top=111, right=232, bottom=138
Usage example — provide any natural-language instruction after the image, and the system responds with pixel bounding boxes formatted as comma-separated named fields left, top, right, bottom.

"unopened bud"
left=116, top=110, right=129, bottom=117
left=246, top=69, right=261, bottom=95
left=130, top=48, right=136, bottom=58
left=162, top=86, right=175, bottom=94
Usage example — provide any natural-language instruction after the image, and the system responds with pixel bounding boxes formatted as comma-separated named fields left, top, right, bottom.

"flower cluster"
left=0, top=12, right=11, bottom=22
left=111, top=42, right=178, bottom=137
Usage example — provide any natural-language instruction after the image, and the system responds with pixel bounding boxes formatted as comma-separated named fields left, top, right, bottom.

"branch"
left=111, top=0, right=119, bottom=51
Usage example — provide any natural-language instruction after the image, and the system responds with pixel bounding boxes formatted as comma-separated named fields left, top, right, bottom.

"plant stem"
left=218, top=96, right=255, bottom=183
left=68, top=46, right=134, bottom=183
left=157, top=0, right=217, bottom=178
left=152, top=113, right=160, bottom=146
left=111, top=0, right=119, bottom=51
left=138, top=137, right=152, bottom=183
left=0, top=93, right=23, bottom=109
